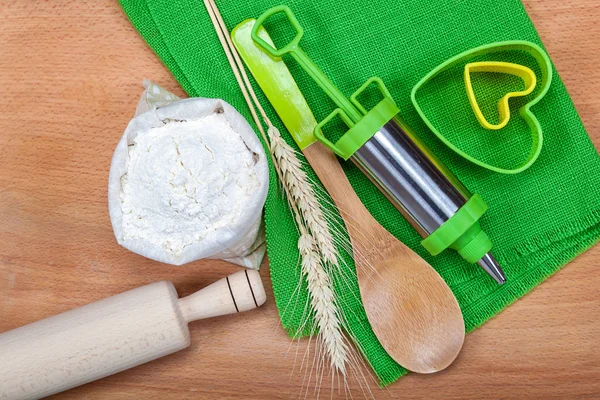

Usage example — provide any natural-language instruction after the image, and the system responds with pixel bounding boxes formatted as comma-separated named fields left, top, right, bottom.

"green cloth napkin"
left=120, top=0, right=600, bottom=386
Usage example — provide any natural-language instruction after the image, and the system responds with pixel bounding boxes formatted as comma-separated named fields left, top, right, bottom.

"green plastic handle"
left=314, top=81, right=400, bottom=160
left=349, top=77, right=395, bottom=114
left=251, top=5, right=303, bottom=58
left=251, top=5, right=401, bottom=159
left=231, top=19, right=317, bottom=149
left=251, top=5, right=362, bottom=123
left=313, top=108, right=355, bottom=158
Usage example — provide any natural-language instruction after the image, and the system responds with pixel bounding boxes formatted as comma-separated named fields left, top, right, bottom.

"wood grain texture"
left=0, top=0, right=598, bottom=399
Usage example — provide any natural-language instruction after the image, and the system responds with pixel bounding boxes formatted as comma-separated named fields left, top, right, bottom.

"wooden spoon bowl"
left=303, top=142, right=464, bottom=373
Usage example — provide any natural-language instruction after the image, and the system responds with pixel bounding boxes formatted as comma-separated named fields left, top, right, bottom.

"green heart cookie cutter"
left=411, top=41, right=553, bottom=174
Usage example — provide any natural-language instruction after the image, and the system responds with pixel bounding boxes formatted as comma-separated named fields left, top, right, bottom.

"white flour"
left=119, top=113, right=261, bottom=257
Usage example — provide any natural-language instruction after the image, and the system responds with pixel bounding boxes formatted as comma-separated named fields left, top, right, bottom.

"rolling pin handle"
left=178, top=269, right=266, bottom=323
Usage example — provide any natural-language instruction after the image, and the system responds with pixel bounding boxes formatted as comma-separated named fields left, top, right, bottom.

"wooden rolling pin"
left=0, top=269, right=266, bottom=400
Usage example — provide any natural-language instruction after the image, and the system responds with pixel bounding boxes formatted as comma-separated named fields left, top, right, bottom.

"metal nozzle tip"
left=477, top=252, right=507, bottom=285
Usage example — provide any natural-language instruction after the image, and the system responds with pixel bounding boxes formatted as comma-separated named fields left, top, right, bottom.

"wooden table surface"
left=0, top=1, right=598, bottom=399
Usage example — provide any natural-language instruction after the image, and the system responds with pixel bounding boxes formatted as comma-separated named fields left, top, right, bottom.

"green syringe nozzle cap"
left=421, top=194, right=506, bottom=284
left=454, top=224, right=507, bottom=284
left=421, top=193, right=488, bottom=257
left=453, top=223, right=492, bottom=263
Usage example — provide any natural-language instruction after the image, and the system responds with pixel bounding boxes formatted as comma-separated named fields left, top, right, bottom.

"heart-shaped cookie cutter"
left=411, top=41, right=552, bottom=174
left=465, top=61, right=537, bottom=131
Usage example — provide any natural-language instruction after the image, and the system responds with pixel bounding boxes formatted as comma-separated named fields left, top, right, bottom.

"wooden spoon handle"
left=302, top=143, right=379, bottom=236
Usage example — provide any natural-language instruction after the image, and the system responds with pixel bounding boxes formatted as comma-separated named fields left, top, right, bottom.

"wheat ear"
left=270, top=130, right=339, bottom=266
left=203, top=0, right=349, bottom=375
left=298, top=233, right=348, bottom=376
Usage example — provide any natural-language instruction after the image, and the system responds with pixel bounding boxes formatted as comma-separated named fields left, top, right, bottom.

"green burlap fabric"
left=120, top=0, right=600, bottom=386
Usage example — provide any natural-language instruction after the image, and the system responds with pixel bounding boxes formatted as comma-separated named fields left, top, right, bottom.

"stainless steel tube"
left=352, top=116, right=469, bottom=237
left=351, top=116, right=506, bottom=284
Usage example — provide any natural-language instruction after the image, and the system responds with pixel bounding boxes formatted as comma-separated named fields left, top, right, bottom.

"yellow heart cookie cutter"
left=464, top=61, right=537, bottom=130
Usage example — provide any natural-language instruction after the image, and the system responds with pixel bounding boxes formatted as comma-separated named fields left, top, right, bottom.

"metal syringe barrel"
left=352, top=118, right=468, bottom=237
left=350, top=115, right=506, bottom=284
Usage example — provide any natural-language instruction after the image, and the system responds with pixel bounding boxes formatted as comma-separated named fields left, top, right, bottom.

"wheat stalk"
left=298, top=232, right=348, bottom=374
left=270, top=129, right=339, bottom=266
left=202, top=0, right=350, bottom=379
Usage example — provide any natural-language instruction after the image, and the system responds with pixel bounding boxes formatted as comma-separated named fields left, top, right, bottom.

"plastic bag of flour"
left=108, top=81, right=269, bottom=269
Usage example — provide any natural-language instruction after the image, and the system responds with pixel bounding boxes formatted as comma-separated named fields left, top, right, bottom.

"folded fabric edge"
left=464, top=218, right=600, bottom=332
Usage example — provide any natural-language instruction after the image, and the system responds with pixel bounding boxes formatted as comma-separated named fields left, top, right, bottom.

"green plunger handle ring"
left=313, top=108, right=355, bottom=158
left=251, top=5, right=303, bottom=58
left=251, top=5, right=362, bottom=123
left=349, top=77, right=396, bottom=114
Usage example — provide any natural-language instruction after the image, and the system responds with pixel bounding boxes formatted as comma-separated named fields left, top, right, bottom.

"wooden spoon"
left=303, top=142, right=464, bottom=373
left=231, top=20, right=464, bottom=373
